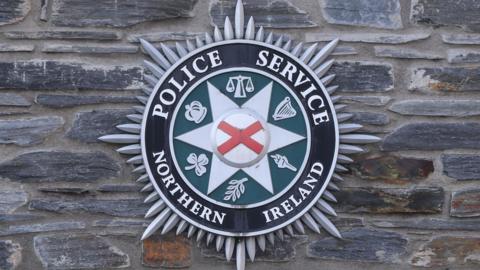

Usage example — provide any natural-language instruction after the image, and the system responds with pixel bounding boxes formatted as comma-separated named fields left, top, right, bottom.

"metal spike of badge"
left=98, top=0, right=381, bottom=269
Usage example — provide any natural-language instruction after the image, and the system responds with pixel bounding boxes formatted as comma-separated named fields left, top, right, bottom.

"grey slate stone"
left=330, top=217, right=365, bottom=228
left=4, top=31, right=121, bottom=40
left=342, top=96, right=391, bottom=106
left=307, top=43, right=358, bottom=56
left=0, top=61, right=142, bottom=91
left=305, top=32, right=431, bottom=44
left=350, top=112, right=390, bottom=126
left=336, top=187, right=444, bottom=214
left=0, top=213, right=43, bottom=222
left=442, top=33, right=480, bottom=45
left=442, top=154, right=480, bottom=181
left=411, top=0, right=480, bottom=32
left=254, top=235, right=308, bottom=262
left=255, top=235, right=308, bottom=262
left=67, top=109, right=133, bottom=143
left=29, top=198, right=147, bottom=217
left=389, top=100, right=480, bottom=117
left=93, top=219, right=147, bottom=236
left=40, top=0, right=48, bottom=21
left=128, top=32, right=204, bottom=43
left=98, top=184, right=142, bottom=193
left=0, top=110, right=30, bottom=117
left=36, top=94, right=136, bottom=108
left=307, top=228, right=407, bottom=263
left=331, top=61, right=394, bottom=92
left=202, top=235, right=308, bottom=262
left=0, top=0, right=30, bottom=26
left=448, top=49, right=480, bottom=64
left=0, top=240, right=21, bottom=270
left=0, top=151, right=120, bottom=182
left=382, top=122, right=480, bottom=151
left=34, top=233, right=129, bottom=269
left=330, top=46, right=358, bottom=56
left=210, top=0, right=316, bottom=29
left=38, top=187, right=90, bottom=194
left=0, top=44, right=34, bottom=52
left=372, top=218, right=480, bottom=231
left=0, top=94, right=30, bottom=107
left=50, top=0, right=198, bottom=27
left=375, top=46, right=443, bottom=59
left=93, top=219, right=148, bottom=229
left=0, top=222, right=86, bottom=236
left=42, top=44, right=138, bottom=54
left=0, top=116, right=64, bottom=146
left=321, top=0, right=402, bottom=29
left=410, top=66, right=480, bottom=92
left=0, top=190, right=27, bottom=214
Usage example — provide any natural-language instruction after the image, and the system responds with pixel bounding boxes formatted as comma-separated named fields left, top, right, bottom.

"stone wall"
left=0, top=0, right=479, bottom=269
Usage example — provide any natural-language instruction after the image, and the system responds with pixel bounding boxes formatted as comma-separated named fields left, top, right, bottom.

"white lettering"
left=212, top=211, right=226, bottom=224
left=152, top=104, right=168, bottom=119
left=199, top=207, right=212, bottom=221
left=180, top=65, right=196, bottom=81
left=262, top=162, right=324, bottom=222
left=168, top=77, right=187, bottom=92
left=162, top=174, right=175, bottom=188
left=159, top=88, right=176, bottom=105
left=207, top=50, right=222, bottom=68
left=294, top=70, right=310, bottom=87
left=152, top=150, right=227, bottom=225
left=192, top=56, right=208, bottom=73
left=262, top=210, right=272, bottom=223
left=190, top=201, right=203, bottom=215
left=313, top=111, right=329, bottom=125
left=268, top=54, right=284, bottom=72
left=178, top=192, right=194, bottom=208
left=281, top=200, right=293, bottom=214
left=307, top=95, right=325, bottom=110
left=256, top=50, right=269, bottom=66
left=280, top=62, right=297, bottom=82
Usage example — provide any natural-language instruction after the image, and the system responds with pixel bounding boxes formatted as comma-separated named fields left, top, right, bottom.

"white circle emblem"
left=211, top=109, right=270, bottom=168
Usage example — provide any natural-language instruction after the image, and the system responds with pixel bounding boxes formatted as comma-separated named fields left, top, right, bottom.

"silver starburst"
left=99, top=0, right=380, bottom=269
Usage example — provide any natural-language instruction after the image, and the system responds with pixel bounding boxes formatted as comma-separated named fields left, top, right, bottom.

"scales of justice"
left=226, top=75, right=254, bottom=98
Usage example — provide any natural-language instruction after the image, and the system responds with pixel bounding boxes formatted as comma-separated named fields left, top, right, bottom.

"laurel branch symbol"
left=223, top=178, right=248, bottom=202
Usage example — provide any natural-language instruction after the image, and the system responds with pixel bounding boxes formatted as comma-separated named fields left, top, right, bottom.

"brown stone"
left=410, top=66, right=480, bottom=92
left=142, top=233, right=191, bottom=268
left=410, top=236, right=480, bottom=267
left=351, top=154, right=434, bottom=184
left=451, top=188, right=480, bottom=217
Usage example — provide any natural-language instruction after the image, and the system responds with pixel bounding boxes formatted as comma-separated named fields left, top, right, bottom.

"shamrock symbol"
left=185, top=153, right=209, bottom=176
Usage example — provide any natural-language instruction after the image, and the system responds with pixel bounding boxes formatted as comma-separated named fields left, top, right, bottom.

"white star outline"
left=174, top=75, right=308, bottom=198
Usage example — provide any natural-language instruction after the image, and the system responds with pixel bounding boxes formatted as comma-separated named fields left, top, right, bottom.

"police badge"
left=100, top=1, right=380, bottom=269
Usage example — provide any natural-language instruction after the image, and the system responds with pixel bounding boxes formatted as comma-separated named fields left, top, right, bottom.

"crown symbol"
left=226, top=75, right=254, bottom=98
left=272, top=97, right=297, bottom=121
left=185, top=101, right=207, bottom=124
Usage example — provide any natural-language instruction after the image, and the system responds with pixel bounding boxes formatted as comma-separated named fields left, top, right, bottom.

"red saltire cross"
left=217, top=121, right=264, bottom=155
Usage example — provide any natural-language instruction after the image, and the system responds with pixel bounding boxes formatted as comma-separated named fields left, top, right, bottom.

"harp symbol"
left=226, top=75, right=254, bottom=98
left=272, top=97, right=297, bottom=121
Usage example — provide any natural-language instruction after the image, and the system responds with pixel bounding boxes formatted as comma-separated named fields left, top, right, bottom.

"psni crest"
left=99, top=0, right=381, bottom=269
